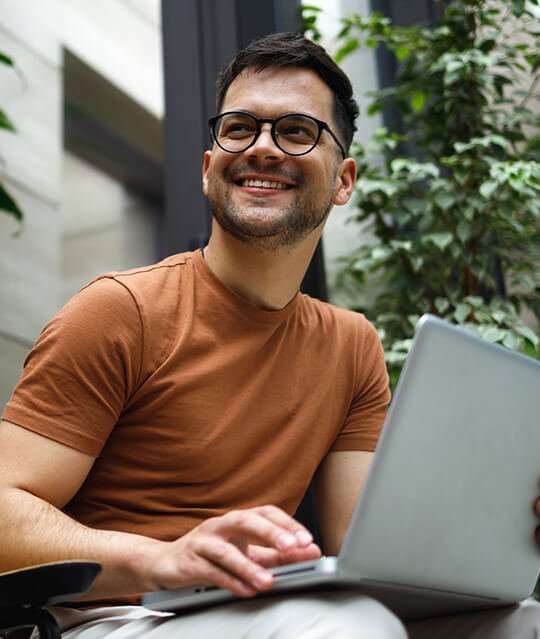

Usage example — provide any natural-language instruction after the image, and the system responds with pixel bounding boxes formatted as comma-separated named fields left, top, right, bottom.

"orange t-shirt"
left=3, top=250, right=390, bottom=541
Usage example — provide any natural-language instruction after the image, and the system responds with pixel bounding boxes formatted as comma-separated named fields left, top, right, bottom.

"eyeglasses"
left=208, top=111, right=347, bottom=159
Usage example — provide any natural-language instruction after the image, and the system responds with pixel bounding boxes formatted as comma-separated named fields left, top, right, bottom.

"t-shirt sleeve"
left=2, top=277, right=144, bottom=457
left=331, top=317, right=391, bottom=452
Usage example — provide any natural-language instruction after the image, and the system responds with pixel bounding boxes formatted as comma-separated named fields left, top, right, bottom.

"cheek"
left=206, top=155, right=230, bottom=183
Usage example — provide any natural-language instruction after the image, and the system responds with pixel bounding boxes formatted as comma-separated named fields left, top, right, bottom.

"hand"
left=148, top=505, right=321, bottom=597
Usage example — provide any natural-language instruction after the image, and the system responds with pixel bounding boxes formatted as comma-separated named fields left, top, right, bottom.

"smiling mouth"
left=238, top=179, right=292, bottom=190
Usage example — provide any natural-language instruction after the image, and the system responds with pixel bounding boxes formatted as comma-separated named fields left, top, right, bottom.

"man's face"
left=202, top=66, right=355, bottom=251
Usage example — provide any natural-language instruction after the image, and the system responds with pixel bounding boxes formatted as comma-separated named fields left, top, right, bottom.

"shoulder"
left=73, top=251, right=197, bottom=366
left=86, top=252, right=193, bottom=303
left=296, top=295, right=385, bottom=382
left=38, top=252, right=196, bottom=370
left=76, top=252, right=195, bottom=326
left=297, top=294, right=379, bottom=340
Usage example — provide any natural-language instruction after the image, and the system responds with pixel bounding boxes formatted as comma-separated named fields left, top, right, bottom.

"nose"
left=246, top=123, right=285, bottom=161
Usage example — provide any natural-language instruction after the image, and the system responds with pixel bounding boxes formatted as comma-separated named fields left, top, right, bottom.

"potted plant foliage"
left=306, top=0, right=539, bottom=385
left=0, top=51, right=24, bottom=226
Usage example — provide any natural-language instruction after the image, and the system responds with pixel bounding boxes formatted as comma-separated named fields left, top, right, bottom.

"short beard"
left=207, top=167, right=337, bottom=252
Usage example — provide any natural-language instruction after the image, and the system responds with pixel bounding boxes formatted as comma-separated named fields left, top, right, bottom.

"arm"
left=0, top=420, right=320, bottom=600
left=315, top=450, right=540, bottom=557
left=314, top=450, right=373, bottom=555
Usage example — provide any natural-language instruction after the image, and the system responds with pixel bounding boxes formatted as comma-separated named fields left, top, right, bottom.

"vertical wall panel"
left=160, top=0, right=325, bottom=300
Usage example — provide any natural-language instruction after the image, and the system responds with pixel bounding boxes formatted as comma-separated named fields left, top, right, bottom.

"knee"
left=276, top=592, right=407, bottom=639
left=335, top=594, right=407, bottom=639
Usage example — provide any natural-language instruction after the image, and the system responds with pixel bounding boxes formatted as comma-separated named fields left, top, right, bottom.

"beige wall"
left=61, top=152, right=159, bottom=306
left=0, top=0, right=163, bottom=409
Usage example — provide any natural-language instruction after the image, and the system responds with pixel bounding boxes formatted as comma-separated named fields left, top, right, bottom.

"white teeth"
left=242, top=179, right=288, bottom=189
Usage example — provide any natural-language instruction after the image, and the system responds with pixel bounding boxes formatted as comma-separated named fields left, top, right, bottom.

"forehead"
left=221, top=67, right=335, bottom=121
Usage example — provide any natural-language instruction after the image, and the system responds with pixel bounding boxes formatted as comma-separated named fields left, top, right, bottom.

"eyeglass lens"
left=214, top=113, right=320, bottom=155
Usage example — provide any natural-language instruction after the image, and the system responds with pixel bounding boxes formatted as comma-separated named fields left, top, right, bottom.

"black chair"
left=0, top=562, right=101, bottom=639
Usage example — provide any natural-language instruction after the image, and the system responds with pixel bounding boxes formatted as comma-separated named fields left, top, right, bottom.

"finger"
left=202, top=559, right=259, bottom=597
left=247, top=544, right=281, bottom=566
left=185, top=554, right=259, bottom=598
left=214, top=507, right=313, bottom=552
left=249, top=542, right=321, bottom=568
left=254, top=505, right=315, bottom=546
left=199, top=535, right=275, bottom=593
left=273, top=542, right=322, bottom=565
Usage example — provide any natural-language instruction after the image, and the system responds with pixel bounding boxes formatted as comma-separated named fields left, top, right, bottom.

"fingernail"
left=296, top=530, right=313, bottom=545
left=276, top=533, right=296, bottom=550
left=253, top=571, right=273, bottom=589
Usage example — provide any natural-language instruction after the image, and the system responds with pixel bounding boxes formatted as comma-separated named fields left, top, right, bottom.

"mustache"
left=224, top=163, right=305, bottom=186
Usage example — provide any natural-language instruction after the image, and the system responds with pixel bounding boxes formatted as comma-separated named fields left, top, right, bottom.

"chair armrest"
left=0, top=561, right=101, bottom=608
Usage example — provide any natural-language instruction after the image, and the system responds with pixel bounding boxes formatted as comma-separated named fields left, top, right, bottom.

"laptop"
left=143, top=314, right=540, bottom=620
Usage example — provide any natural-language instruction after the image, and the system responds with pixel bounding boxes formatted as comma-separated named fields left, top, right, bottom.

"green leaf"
left=335, top=38, right=359, bottom=63
left=0, top=108, right=16, bottom=132
left=371, top=245, right=392, bottom=261
left=502, top=331, right=520, bottom=350
left=515, top=325, right=539, bottom=347
left=410, top=92, right=427, bottom=112
left=491, top=309, right=508, bottom=324
left=403, top=197, right=425, bottom=215
left=463, top=206, right=475, bottom=221
left=395, top=45, right=410, bottom=61
left=0, top=183, right=24, bottom=223
left=434, top=191, right=456, bottom=210
left=457, top=221, right=472, bottom=243
left=510, top=0, right=526, bottom=16
left=479, top=181, right=498, bottom=198
left=390, top=240, right=413, bottom=252
left=0, top=52, right=14, bottom=67
left=464, top=296, right=483, bottom=308
left=390, top=159, right=439, bottom=179
left=487, top=135, right=508, bottom=150
left=359, top=179, right=399, bottom=197
left=480, top=326, right=506, bottom=343
left=423, top=232, right=453, bottom=250
left=454, top=141, right=473, bottom=153
left=435, top=297, right=450, bottom=313
left=410, top=255, right=424, bottom=272
left=454, top=303, right=471, bottom=323
left=366, top=102, right=383, bottom=116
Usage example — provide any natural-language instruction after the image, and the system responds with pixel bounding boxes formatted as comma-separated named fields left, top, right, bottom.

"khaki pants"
left=49, top=595, right=540, bottom=639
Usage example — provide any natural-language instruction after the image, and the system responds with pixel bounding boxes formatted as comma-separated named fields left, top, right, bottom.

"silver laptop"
left=143, top=314, right=540, bottom=620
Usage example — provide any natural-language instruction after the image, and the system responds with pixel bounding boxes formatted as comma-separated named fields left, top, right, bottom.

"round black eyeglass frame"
left=208, top=111, right=347, bottom=159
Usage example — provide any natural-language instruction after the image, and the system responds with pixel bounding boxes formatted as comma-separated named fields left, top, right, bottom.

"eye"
left=219, top=115, right=256, bottom=139
left=277, top=117, right=318, bottom=143
left=284, top=125, right=309, bottom=136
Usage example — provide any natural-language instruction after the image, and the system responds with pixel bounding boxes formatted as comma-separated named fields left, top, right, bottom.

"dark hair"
left=216, top=32, right=359, bottom=154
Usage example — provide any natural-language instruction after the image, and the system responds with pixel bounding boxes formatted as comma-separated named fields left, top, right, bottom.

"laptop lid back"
left=338, top=315, right=540, bottom=600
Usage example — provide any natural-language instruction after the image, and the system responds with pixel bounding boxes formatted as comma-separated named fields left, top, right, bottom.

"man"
left=0, top=33, right=538, bottom=639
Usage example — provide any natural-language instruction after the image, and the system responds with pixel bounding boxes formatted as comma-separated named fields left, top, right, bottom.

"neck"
left=203, top=222, right=323, bottom=310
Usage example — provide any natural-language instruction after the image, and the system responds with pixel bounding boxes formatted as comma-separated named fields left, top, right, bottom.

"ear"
left=202, top=150, right=212, bottom=196
left=333, top=157, right=357, bottom=206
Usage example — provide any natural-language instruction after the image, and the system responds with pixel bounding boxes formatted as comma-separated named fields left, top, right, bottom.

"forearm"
left=0, top=487, right=163, bottom=599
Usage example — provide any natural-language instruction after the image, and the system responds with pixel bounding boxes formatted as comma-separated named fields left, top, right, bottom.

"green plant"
left=0, top=51, right=24, bottom=227
left=308, top=0, right=540, bottom=382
